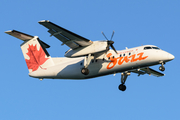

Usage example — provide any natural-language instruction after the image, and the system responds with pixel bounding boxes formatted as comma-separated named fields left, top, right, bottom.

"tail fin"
left=5, top=30, right=54, bottom=73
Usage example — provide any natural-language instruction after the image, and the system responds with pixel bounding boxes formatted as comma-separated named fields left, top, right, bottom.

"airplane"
left=5, top=20, right=175, bottom=91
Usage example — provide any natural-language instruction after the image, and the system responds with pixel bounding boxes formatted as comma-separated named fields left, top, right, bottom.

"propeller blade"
left=101, top=32, right=108, bottom=40
left=110, top=44, right=118, bottom=54
left=110, top=30, right=115, bottom=41
left=101, top=31, right=117, bottom=54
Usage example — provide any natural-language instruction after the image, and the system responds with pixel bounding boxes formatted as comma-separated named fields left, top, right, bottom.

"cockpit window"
left=144, top=46, right=161, bottom=50
left=152, top=47, right=160, bottom=50
left=144, top=46, right=152, bottom=50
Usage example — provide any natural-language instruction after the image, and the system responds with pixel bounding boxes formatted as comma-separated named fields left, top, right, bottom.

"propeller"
left=102, top=31, right=117, bottom=54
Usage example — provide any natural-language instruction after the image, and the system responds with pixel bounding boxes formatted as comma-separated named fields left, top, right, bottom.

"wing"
left=38, top=20, right=93, bottom=49
left=131, top=67, right=165, bottom=77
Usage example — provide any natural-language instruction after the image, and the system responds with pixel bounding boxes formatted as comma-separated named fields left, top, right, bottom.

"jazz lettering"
left=106, top=52, right=148, bottom=69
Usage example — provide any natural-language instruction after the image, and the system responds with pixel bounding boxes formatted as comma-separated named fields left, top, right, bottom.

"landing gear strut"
left=159, top=61, right=165, bottom=71
left=118, top=72, right=130, bottom=91
left=81, top=54, right=92, bottom=75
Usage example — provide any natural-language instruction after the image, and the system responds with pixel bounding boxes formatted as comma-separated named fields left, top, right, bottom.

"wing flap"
left=48, top=29, right=79, bottom=49
left=39, top=20, right=93, bottom=49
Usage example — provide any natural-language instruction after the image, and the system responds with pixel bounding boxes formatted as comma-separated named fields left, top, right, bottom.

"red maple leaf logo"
left=25, top=44, right=49, bottom=72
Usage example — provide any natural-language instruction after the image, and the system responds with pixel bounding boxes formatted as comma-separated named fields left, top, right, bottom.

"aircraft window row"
left=81, top=59, right=100, bottom=65
left=144, top=46, right=160, bottom=50
left=80, top=52, right=135, bottom=65
left=91, top=59, right=105, bottom=63
left=120, top=54, right=126, bottom=57
left=119, top=53, right=131, bottom=57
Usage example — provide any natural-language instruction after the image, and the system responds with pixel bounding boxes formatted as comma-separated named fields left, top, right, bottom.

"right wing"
left=131, top=67, right=165, bottom=77
left=38, top=20, right=93, bottom=49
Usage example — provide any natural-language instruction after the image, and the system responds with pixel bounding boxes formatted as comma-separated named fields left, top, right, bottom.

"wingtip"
left=38, top=20, right=50, bottom=23
left=5, top=30, right=13, bottom=34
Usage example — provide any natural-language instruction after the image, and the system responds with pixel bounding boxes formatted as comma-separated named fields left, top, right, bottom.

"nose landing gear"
left=159, top=61, right=165, bottom=71
left=118, top=72, right=130, bottom=91
left=159, top=66, right=165, bottom=71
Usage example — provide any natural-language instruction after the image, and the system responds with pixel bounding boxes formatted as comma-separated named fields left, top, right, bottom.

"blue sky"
left=1, top=0, right=180, bottom=120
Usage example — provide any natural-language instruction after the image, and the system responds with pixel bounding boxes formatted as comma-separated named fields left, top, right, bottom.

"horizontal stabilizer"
left=5, top=30, right=50, bottom=49
left=5, top=30, right=34, bottom=41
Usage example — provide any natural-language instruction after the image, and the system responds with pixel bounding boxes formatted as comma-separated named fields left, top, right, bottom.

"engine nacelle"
left=64, top=41, right=107, bottom=57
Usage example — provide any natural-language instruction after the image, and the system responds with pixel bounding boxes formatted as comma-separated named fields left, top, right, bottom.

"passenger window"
left=144, top=47, right=152, bottom=50
left=120, top=54, right=122, bottom=57
left=129, top=53, right=131, bottom=56
left=123, top=54, right=125, bottom=56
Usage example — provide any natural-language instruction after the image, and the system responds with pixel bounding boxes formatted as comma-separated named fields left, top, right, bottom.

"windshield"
left=144, top=46, right=152, bottom=50
left=144, top=46, right=160, bottom=50
left=152, top=47, right=160, bottom=50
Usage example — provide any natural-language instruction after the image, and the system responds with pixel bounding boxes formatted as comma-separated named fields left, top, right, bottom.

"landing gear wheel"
left=118, top=84, right=126, bottom=91
left=159, top=66, right=165, bottom=71
left=81, top=68, right=89, bottom=75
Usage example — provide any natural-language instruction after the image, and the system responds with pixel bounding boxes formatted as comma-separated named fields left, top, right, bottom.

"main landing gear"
left=118, top=72, right=131, bottom=91
left=81, top=68, right=89, bottom=75
left=81, top=54, right=92, bottom=75
left=159, top=61, right=165, bottom=71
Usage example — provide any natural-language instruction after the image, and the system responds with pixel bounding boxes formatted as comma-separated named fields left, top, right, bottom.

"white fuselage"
left=29, top=45, right=174, bottom=80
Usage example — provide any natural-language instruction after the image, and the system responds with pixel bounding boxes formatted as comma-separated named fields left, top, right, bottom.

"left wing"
left=131, top=67, right=165, bottom=77
left=38, top=20, right=93, bottom=49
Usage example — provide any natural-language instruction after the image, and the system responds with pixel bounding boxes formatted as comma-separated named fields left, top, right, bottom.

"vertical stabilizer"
left=5, top=30, right=54, bottom=73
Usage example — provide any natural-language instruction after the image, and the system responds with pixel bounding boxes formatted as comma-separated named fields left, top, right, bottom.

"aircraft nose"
left=168, top=53, right=175, bottom=60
